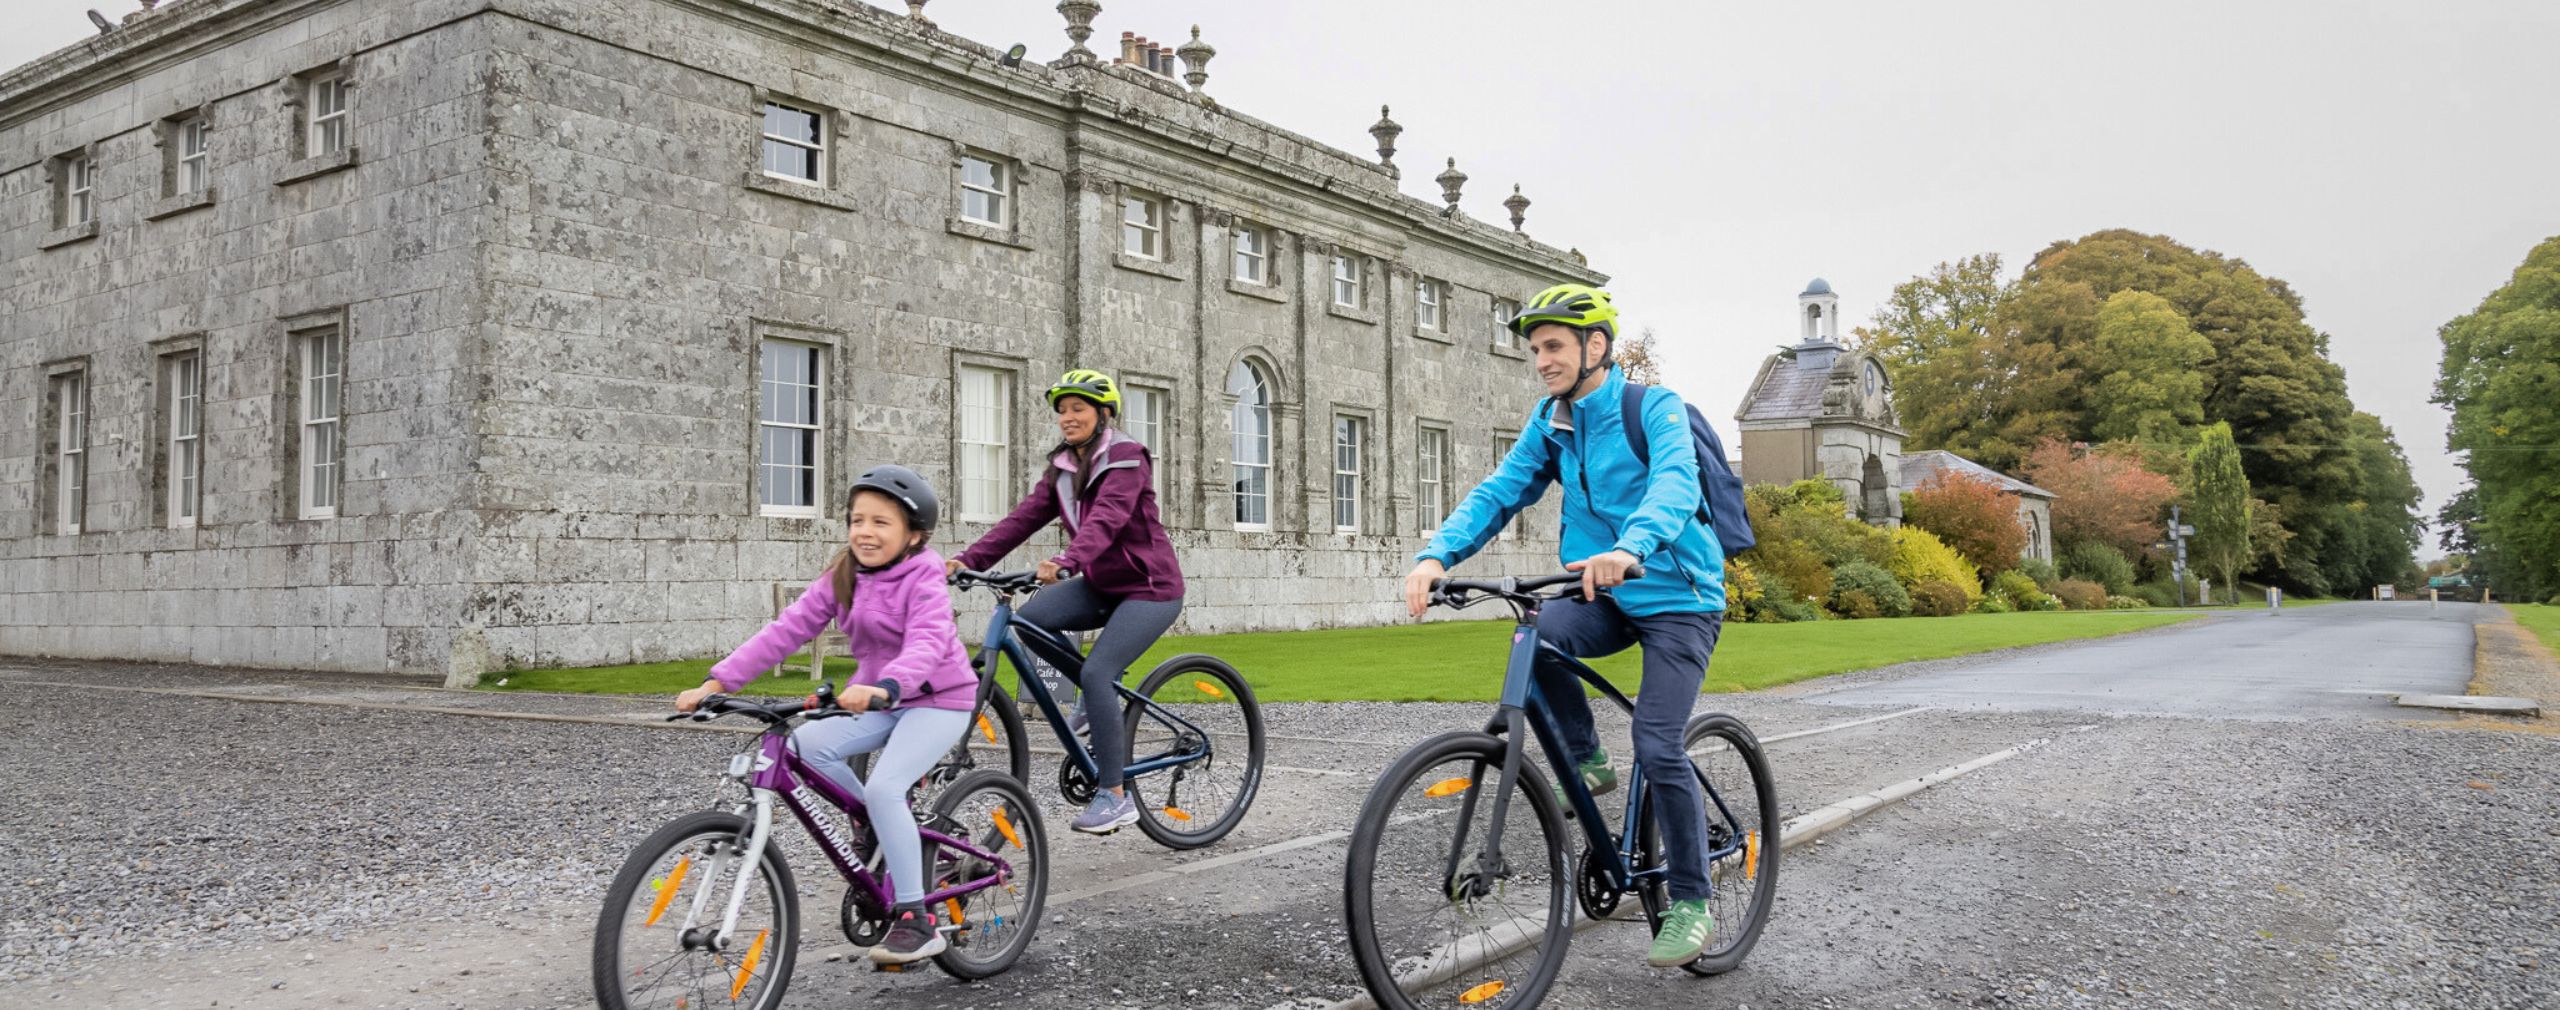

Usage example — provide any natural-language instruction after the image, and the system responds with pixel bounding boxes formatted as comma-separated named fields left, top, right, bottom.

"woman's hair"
left=827, top=487, right=930, bottom=603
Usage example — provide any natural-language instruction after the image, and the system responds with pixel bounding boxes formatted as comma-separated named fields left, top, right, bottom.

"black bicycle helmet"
left=848, top=464, right=940, bottom=531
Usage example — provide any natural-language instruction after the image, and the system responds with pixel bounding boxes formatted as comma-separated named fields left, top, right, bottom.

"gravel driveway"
left=4, top=606, right=2554, bottom=1009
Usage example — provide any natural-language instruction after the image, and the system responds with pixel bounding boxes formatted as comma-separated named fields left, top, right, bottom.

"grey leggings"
left=1016, top=578, right=1183, bottom=790
left=790, top=706, right=971, bottom=906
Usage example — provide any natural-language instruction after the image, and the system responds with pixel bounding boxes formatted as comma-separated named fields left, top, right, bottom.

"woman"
left=951, top=369, right=1185, bottom=835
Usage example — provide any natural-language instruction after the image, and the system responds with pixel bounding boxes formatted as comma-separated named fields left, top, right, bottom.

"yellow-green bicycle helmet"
left=1045, top=369, right=1122, bottom=413
left=1509, top=283, right=1619, bottom=339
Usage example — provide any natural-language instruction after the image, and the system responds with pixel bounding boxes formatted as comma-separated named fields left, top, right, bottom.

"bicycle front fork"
left=678, top=790, right=775, bottom=950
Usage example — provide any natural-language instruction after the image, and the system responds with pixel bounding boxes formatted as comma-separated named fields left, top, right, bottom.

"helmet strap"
left=1551, top=326, right=1616, bottom=409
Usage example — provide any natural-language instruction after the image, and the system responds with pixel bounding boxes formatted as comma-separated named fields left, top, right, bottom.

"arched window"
left=1228, top=360, right=1272, bottom=529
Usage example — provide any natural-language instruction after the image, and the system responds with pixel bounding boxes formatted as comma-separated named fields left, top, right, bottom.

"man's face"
left=1527, top=323, right=1605, bottom=398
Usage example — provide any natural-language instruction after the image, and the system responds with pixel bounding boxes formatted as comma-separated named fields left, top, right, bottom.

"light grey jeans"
left=790, top=706, right=970, bottom=905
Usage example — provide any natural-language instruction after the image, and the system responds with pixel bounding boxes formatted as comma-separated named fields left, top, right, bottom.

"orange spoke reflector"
left=1193, top=680, right=1226, bottom=699
left=642, top=856, right=690, bottom=927
left=992, top=807, right=1024, bottom=851
left=1460, top=980, right=1507, bottom=1003
left=945, top=898, right=966, bottom=925
left=1162, top=806, right=1193, bottom=821
left=1424, top=777, right=1473, bottom=798
left=729, top=929, right=769, bottom=1000
left=1744, top=830, right=1761, bottom=881
left=978, top=713, right=998, bottom=744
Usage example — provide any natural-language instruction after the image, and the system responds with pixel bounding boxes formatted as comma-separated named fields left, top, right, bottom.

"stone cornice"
left=1, top=0, right=1600, bottom=280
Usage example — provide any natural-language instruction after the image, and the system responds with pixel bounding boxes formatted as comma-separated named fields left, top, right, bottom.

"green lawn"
left=480, top=609, right=2201, bottom=704
left=2511, top=604, right=2560, bottom=655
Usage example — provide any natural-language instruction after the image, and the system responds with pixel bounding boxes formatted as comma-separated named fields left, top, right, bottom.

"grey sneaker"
left=1071, top=790, right=1140, bottom=835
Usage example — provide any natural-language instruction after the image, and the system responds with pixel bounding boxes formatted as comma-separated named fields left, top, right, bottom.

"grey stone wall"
left=1, top=0, right=1601, bottom=678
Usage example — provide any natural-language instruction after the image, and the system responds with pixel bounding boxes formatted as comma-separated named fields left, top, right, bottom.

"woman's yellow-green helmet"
left=1509, top=283, right=1618, bottom=339
left=1045, top=369, right=1121, bottom=413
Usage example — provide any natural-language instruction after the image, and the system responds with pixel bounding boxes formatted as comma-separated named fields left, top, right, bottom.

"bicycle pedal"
left=873, top=962, right=907, bottom=973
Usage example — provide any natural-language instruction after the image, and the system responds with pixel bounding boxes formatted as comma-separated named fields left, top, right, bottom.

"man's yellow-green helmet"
left=1510, top=283, right=1618, bottom=339
left=1045, top=369, right=1121, bottom=413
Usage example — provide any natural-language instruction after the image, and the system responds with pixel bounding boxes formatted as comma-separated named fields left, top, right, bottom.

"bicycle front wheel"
left=1344, top=731, right=1571, bottom=1010
left=1638, top=711, right=1779, bottom=975
left=1120, top=654, right=1265, bottom=850
left=592, top=809, right=799, bottom=1010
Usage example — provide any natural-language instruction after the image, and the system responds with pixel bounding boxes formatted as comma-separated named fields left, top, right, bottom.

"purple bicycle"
left=591, top=683, right=1048, bottom=1010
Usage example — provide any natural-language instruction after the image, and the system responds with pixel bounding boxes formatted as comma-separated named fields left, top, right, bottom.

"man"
left=1402, top=283, right=1727, bottom=967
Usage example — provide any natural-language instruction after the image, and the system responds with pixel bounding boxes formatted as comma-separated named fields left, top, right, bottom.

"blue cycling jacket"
left=1418, top=367, right=1726, bottom=616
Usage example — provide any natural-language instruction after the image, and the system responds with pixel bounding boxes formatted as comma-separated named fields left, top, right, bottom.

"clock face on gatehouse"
left=1864, top=359, right=1886, bottom=398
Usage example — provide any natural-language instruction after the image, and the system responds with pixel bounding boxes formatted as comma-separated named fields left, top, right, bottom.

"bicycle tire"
left=593, top=809, right=799, bottom=1010
left=1344, top=731, right=1572, bottom=1010
left=1637, top=711, right=1779, bottom=976
left=1119, top=654, right=1265, bottom=850
left=925, top=770, right=1048, bottom=980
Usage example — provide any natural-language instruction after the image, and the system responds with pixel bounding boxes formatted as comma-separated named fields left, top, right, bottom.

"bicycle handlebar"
left=1427, top=566, right=1647, bottom=611
left=663, top=682, right=853, bottom=725
left=949, top=568, right=1042, bottom=594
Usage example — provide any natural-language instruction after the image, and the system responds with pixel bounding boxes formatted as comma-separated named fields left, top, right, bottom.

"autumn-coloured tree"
left=2015, top=439, right=2179, bottom=558
left=1617, top=326, right=1664, bottom=386
left=1902, top=472, right=2028, bottom=575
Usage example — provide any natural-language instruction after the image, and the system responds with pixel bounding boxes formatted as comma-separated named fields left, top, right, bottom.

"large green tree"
left=2433, top=235, right=2560, bottom=600
left=2187, top=422, right=2252, bottom=604
left=1856, top=254, right=2077, bottom=470
left=2086, top=290, right=2214, bottom=446
left=2013, top=231, right=2360, bottom=595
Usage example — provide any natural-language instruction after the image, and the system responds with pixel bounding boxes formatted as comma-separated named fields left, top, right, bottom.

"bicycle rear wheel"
left=1637, top=711, right=1779, bottom=975
left=1344, top=731, right=1571, bottom=1010
left=592, top=810, right=798, bottom=1010
left=925, top=770, right=1048, bottom=980
left=1120, top=654, right=1265, bottom=850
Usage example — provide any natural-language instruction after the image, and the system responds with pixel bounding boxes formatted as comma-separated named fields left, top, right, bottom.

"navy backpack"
left=1621, top=384, right=1756, bottom=558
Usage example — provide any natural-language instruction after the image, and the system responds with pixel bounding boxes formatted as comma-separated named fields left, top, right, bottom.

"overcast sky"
left=14, top=1, right=2558, bottom=547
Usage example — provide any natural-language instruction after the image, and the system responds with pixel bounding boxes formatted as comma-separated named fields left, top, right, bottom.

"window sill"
left=38, top=220, right=100, bottom=250
left=1491, top=341, right=1528, bottom=360
left=1233, top=524, right=1273, bottom=535
left=1225, top=278, right=1286, bottom=303
left=1413, top=324, right=1455, bottom=345
left=744, top=172, right=859, bottom=212
left=1114, top=251, right=1187, bottom=281
left=946, top=216, right=1030, bottom=249
left=274, top=147, right=360, bottom=186
left=1326, top=301, right=1382, bottom=325
left=146, top=188, right=218, bottom=221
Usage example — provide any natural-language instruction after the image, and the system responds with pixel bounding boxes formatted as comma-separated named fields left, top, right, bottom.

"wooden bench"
left=772, top=581, right=851, bottom=680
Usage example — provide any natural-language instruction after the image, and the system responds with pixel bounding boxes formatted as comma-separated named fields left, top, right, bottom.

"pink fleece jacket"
left=706, top=549, right=977, bottom=711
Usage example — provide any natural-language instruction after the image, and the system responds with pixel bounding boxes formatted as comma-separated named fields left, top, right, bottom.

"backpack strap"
left=1620, top=382, right=1652, bottom=467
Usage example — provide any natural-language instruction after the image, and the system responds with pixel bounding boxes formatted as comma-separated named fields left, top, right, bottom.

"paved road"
left=1799, top=602, right=2486, bottom=719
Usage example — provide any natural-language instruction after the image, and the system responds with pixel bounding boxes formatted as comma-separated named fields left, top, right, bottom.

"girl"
left=950, top=369, right=1186, bottom=836
left=675, top=464, right=976, bottom=965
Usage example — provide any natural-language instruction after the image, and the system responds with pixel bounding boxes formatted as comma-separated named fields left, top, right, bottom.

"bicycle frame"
left=682, top=722, right=1017, bottom=948
left=1455, top=610, right=1749, bottom=902
left=972, top=590, right=1213, bottom=785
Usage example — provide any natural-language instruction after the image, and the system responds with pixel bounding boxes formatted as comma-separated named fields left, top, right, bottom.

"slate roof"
left=1899, top=449, right=2056, bottom=499
left=1738, top=359, right=1830, bottom=421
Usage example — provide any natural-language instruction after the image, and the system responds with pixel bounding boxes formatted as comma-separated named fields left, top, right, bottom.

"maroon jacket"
left=957, top=429, right=1185, bottom=602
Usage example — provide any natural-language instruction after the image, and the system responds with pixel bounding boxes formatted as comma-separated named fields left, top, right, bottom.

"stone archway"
left=1860, top=453, right=1891, bottom=523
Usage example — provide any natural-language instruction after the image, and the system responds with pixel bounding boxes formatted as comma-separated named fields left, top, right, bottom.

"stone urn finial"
left=1504, top=184, right=1530, bottom=232
left=1057, top=0, right=1103, bottom=61
left=1436, top=158, right=1468, bottom=216
left=1176, top=25, right=1216, bottom=95
left=906, top=0, right=930, bottom=23
left=1369, top=105, right=1402, bottom=170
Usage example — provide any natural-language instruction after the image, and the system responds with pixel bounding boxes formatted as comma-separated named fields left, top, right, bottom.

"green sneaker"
left=1551, top=750, right=1617, bottom=814
left=1647, top=899, right=1715, bottom=967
